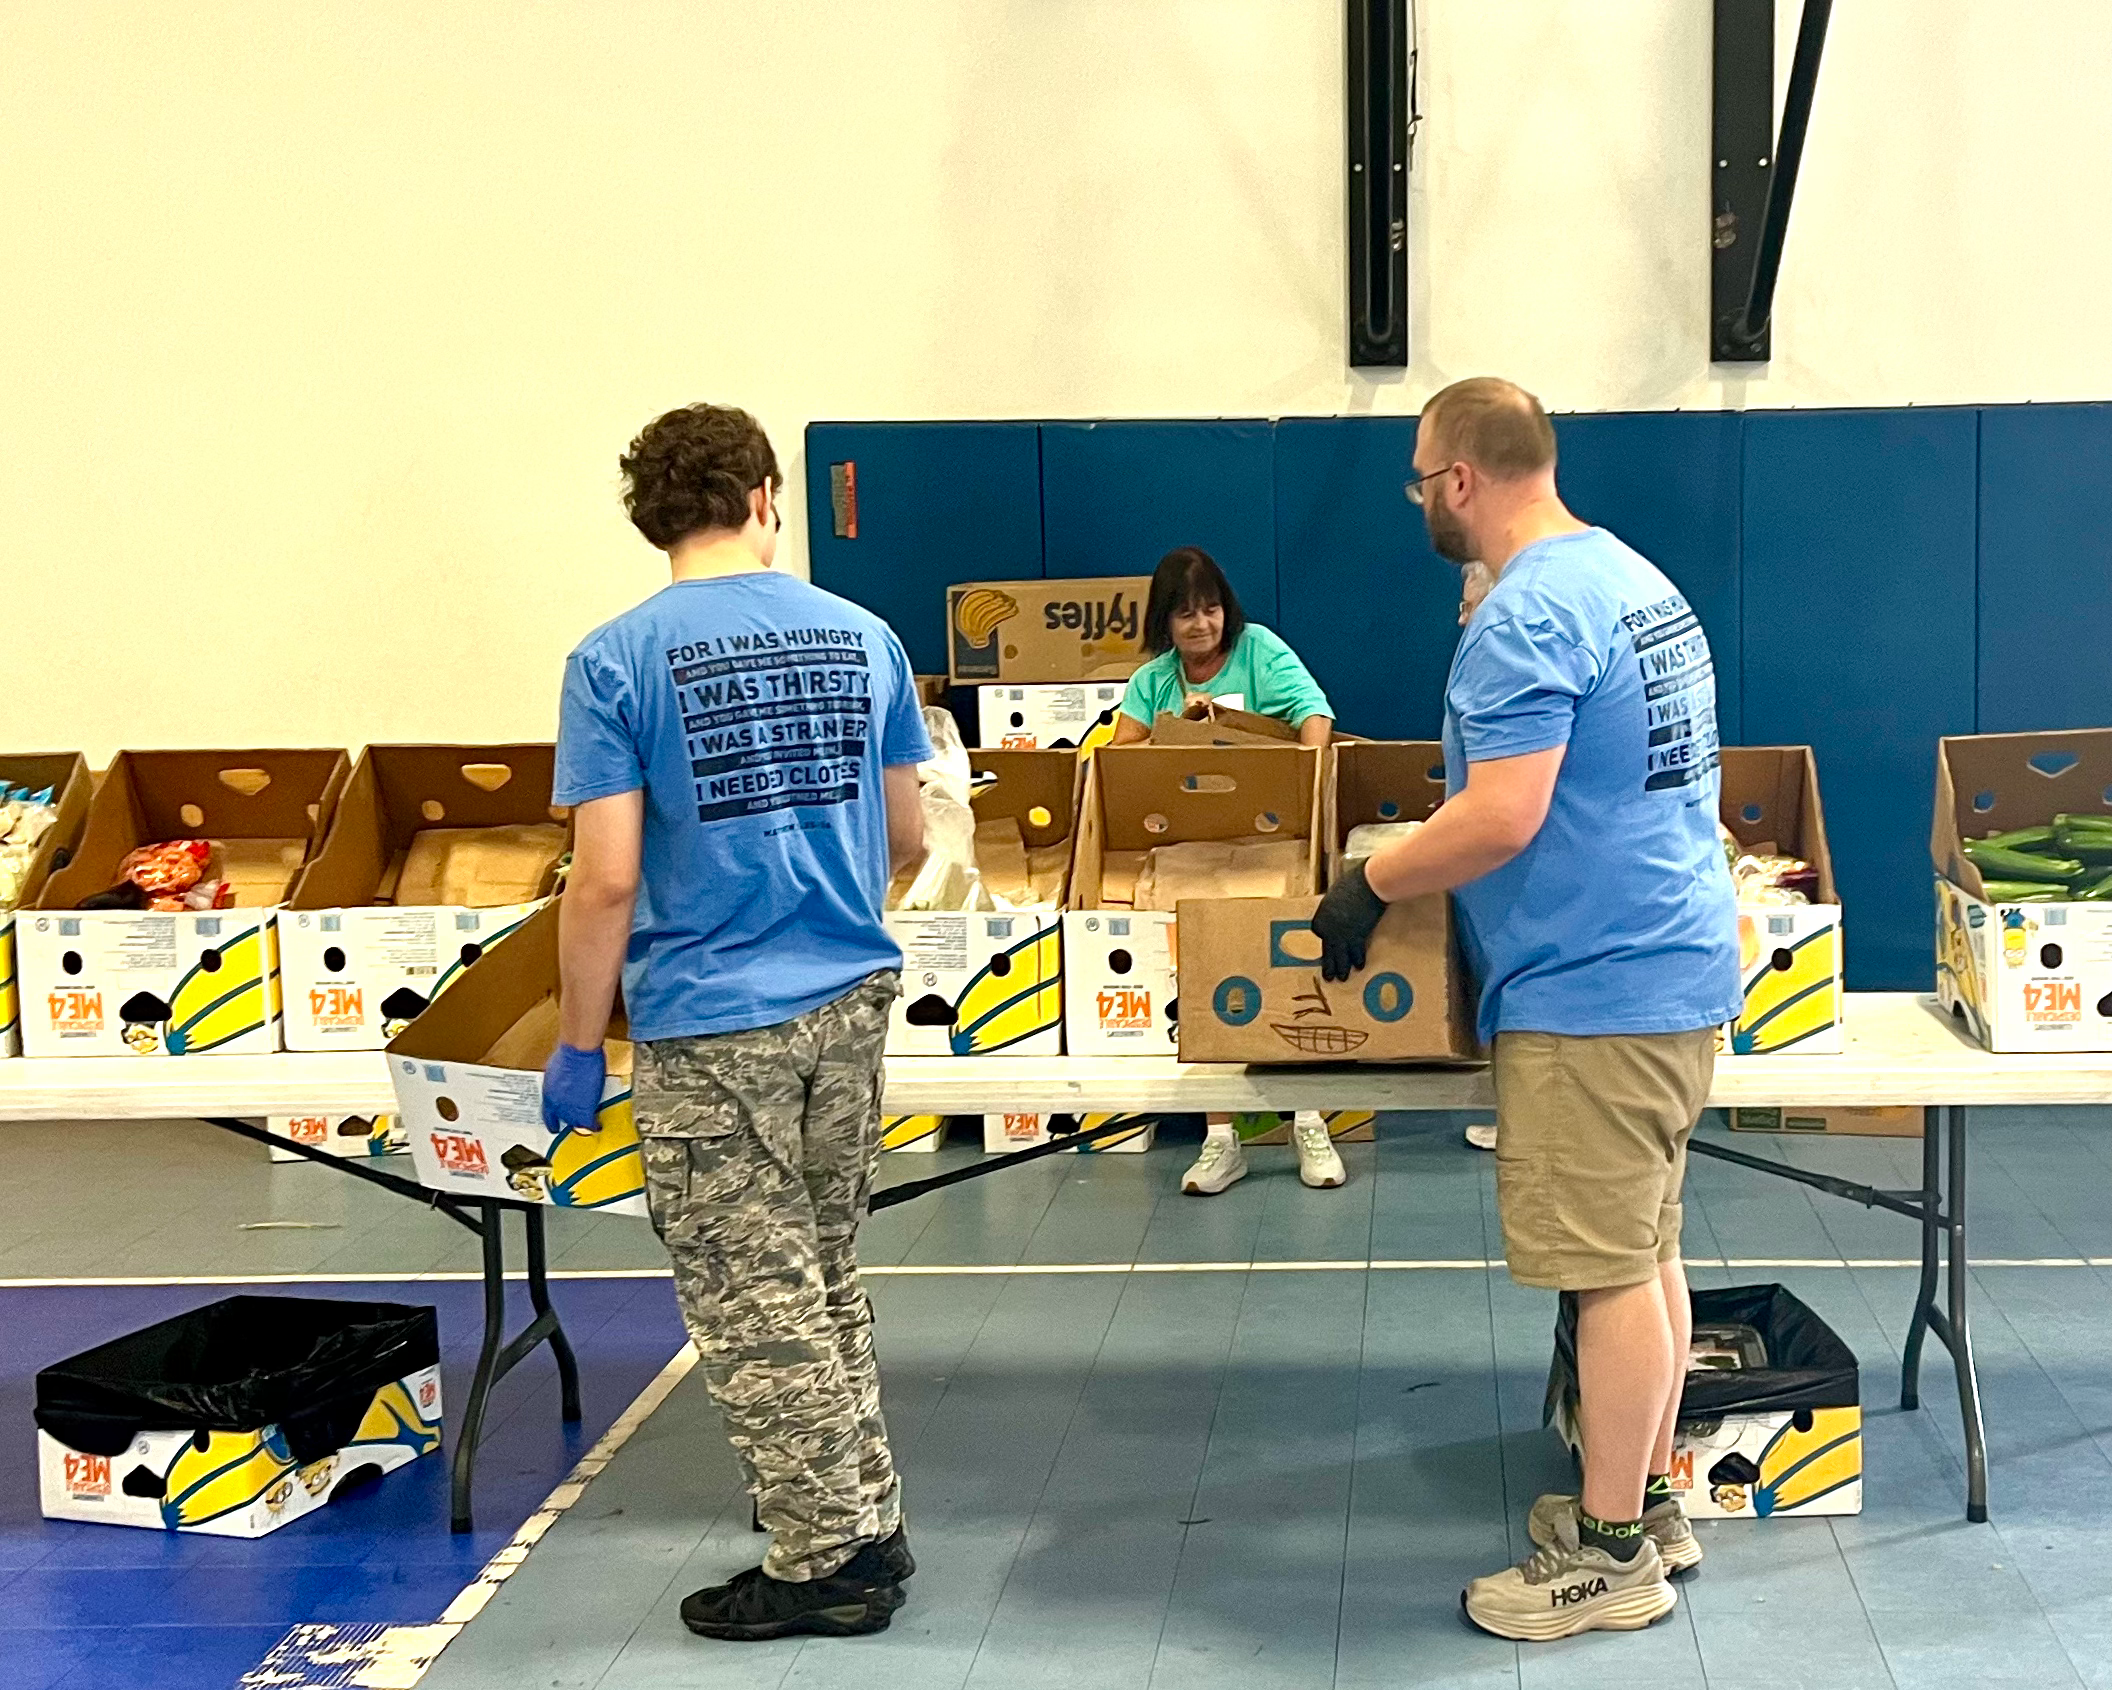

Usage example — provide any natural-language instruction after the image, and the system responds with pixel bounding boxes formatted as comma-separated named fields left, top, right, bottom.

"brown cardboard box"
left=1719, top=746, right=1845, bottom=1055
left=1152, top=704, right=1366, bottom=749
left=947, top=577, right=1151, bottom=685
left=967, top=748, right=1080, bottom=908
left=1175, top=893, right=1476, bottom=1064
left=914, top=675, right=953, bottom=709
left=1931, top=729, right=2112, bottom=1052
left=1324, top=741, right=1450, bottom=884
left=1729, top=1106, right=1922, bottom=1138
left=1, top=752, right=93, bottom=909
left=40, top=750, right=349, bottom=910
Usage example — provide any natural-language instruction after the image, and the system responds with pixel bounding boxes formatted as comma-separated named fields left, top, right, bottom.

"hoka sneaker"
left=1461, top=1514, right=1677, bottom=1642
left=1528, top=1492, right=1702, bottom=1577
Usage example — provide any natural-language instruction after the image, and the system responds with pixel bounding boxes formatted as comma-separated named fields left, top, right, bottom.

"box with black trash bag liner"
left=1544, top=1283, right=1861, bottom=1520
left=35, top=1296, right=442, bottom=1537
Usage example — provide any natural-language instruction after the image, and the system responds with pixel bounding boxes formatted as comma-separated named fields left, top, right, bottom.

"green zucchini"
left=1961, top=842, right=2083, bottom=882
left=2053, top=813, right=2112, bottom=834
left=2077, top=870, right=2112, bottom=900
left=1977, top=878, right=2057, bottom=901
left=1978, top=825, right=2055, bottom=850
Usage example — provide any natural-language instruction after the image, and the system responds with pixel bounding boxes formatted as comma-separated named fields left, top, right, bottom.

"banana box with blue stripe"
left=1549, top=1283, right=1861, bottom=1520
left=35, top=1296, right=441, bottom=1537
left=16, top=750, right=349, bottom=1057
left=884, top=911, right=1065, bottom=1056
left=1719, top=746, right=1844, bottom=1056
left=882, top=1114, right=950, bottom=1152
left=977, top=683, right=1126, bottom=751
left=266, top=1113, right=410, bottom=1163
left=0, top=751, right=93, bottom=1058
left=281, top=745, right=566, bottom=1051
left=386, top=900, right=647, bottom=1216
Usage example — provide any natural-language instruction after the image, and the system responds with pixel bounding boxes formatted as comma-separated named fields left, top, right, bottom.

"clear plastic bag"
left=891, top=708, right=993, bottom=912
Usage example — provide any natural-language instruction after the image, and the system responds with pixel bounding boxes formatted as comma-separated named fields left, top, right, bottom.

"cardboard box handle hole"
left=179, top=803, right=205, bottom=829
left=460, top=763, right=514, bottom=792
left=2028, top=751, right=2079, bottom=779
left=1143, top=813, right=1169, bottom=834
left=1254, top=811, right=1280, bottom=833
left=1180, top=774, right=1236, bottom=794
left=435, top=1097, right=460, bottom=1123
left=422, top=800, right=446, bottom=822
left=217, top=768, right=272, bottom=797
left=1027, top=805, right=1052, bottom=828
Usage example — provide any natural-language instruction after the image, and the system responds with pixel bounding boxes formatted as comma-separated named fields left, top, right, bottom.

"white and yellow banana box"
left=1233, top=1110, right=1377, bottom=1144
left=266, top=1113, right=408, bottom=1163
left=0, top=912, right=22, bottom=1059
left=14, top=909, right=283, bottom=1057
left=38, top=1365, right=443, bottom=1536
left=1935, top=878, right=2112, bottom=1053
left=1667, top=1407, right=1864, bottom=1520
left=280, top=901, right=545, bottom=1051
left=977, top=684, right=1125, bottom=752
left=1720, top=747, right=1844, bottom=1055
left=1062, top=910, right=1178, bottom=1056
left=982, top=1112, right=1155, bottom=1154
left=884, top=911, right=1064, bottom=1056
left=385, top=900, right=648, bottom=1216
left=882, top=1115, right=948, bottom=1152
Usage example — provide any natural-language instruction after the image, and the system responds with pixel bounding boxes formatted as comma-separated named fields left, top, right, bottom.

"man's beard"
left=1423, top=499, right=1473, bottom=564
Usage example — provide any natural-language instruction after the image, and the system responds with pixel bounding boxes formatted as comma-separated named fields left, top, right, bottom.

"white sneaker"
left=1464, top=1121, right=1498, bottom=1152
left=1528, top=1493, right=1703, bottom=1577
left=1292, top=1113, right=1347, bottom=1188
left=1181, top=1135, right=1248, bottom=1195
left=1462, top=1514, right=1677, bottom=1642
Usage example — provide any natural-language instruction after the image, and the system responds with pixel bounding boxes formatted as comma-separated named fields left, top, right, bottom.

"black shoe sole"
left=684, top=1585, right=904, bottom=1642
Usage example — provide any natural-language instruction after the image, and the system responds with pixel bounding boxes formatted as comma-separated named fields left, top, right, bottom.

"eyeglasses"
left=1403, top=464, right=1459, bottom=506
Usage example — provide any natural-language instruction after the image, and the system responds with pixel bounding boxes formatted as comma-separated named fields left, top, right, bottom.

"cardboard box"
left=1729, top=1106, right=1921, bottom=1138
left=1721, top=747, right=1845, bottom=1055
left=1152, top=704, right=1367, bottom=750
left=1070, top=744, right=1325, bottom=1064
left=281, top=746, right=565, bottom=1050
left=884, top=910, right=1065, bottom=1055
left=981, top=1112, right=1155, bottom=1153
left=18, top=751, right=349, bottom=1057
left=1233, top=1110, right=1377, bottom=1144
left=1324, top=740, right=1450, bottom=885
left=1932, top=729, right=2112, bottom=1052
left=968, top=747, right=1081, bottom=909
left=978, top=683, right=1126, bottom=751
left=1, top=753, right=93, bottom=1058
left=947, top=577, right=1150, bottom=685
left=1062, top=908, right=1179, bottom=1055
left=267, top=1113, right=408, bottom=1162
left=882, top=1114, right=949, bottom=1152
left=387, top=902, right=647, bottom=1216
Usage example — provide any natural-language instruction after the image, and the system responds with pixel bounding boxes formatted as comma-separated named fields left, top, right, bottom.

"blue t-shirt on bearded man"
left=554, top=572, right=934, bottom=1042
left=1441, top=528, right=1740, bottom=1047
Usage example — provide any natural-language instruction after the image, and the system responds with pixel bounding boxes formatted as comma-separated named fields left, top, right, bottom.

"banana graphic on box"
left=498, top=1086, right=646, bottom=1209
left=955, top=588, right=1019, bottom=649
left=1730, top=923, right=1838, bottom=1054
left=1705, top=1407, right=1861, bottom=1517
left=165, top=924, right=272, bottom=1055
left=946, top=924, right=1063, bottom=1054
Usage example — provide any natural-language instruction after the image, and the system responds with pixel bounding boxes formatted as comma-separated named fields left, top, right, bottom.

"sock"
left=1644, top=1473, right=1674, bottom=1508
left=1203, top=1121, right=1239, bottom=1144
left=1577, top=1509, right=1647, bottom=1563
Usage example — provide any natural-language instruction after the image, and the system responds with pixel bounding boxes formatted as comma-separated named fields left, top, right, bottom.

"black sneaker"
left=680, top=1560, right=904, bottom=1642
left=873, top=1526, right=916, bottom=1581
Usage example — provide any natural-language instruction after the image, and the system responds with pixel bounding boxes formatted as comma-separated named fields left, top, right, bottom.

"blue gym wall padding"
left=1741, top=408, right=1980, bottom=991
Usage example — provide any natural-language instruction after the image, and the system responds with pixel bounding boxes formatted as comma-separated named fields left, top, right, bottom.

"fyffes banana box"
left=282, top=746, right=566, bottom=1050
left=977, top=684, right=1125, bottom=751
left=947, top=577, right=1151, bottom=685
left=20, top=751, right=349, bottom=1058
left=0, top=752, right=93, bottom=1058
left=39, top=1365, right=443, bottom=1536
left=884, top=911, right=1064, bottom=1056
left=981, top=1112, right=1155, bottom=1153
left=1720, top=747, right=1844, bottom=1055
left=387, top=901, right=646, bottom=1217
left=1932, top=729, right=2112, bottom=1052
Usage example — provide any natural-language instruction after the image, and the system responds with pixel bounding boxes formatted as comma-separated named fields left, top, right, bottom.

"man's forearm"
left=1362, top=794, right=1528, bottom=903
left=557, top=882, right=634, bottom=1050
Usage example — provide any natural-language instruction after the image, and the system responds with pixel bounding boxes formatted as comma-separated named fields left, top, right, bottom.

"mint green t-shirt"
left=1117, top=623, right=1335, bottom=729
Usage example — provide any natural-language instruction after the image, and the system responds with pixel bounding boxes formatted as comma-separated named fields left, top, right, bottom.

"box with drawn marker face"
left=280, top=747, right=565, bottom=1051
left=18, top=751, right=349, bottom=1058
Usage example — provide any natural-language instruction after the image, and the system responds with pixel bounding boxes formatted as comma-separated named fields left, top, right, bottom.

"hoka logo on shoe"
left=1552, top=1577, right=1609, bottom=1606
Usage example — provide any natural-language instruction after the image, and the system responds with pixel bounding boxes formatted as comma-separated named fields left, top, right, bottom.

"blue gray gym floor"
left=1, top=1109, right=2105, bottom=1690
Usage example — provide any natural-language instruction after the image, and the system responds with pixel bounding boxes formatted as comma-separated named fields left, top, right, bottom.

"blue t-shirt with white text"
left=1441, top=528, right=1740, bottom=1045
left=554, top=572, right=934, bottom=1042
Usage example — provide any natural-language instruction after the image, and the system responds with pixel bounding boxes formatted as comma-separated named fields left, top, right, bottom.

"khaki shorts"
left=1491, top=1028, right=1716, bottom=1292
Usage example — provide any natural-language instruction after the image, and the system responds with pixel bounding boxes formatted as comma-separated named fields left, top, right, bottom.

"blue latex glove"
left=541, top=1042, right=606, bottom=1134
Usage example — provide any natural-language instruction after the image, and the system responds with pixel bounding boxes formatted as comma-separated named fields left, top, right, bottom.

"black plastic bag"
left=35, top=1296, right=439, bottom=1465
left=1544, top=1282, right=1857, bottom=1430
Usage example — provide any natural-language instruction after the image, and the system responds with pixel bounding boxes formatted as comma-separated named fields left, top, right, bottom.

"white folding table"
left=5, top=992, right=2107, bottom=1524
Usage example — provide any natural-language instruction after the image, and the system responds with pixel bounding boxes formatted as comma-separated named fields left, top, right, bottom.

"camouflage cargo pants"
left=635, top=971, right=901, bottom=1582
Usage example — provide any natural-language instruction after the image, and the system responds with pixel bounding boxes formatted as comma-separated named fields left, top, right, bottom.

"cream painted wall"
left=4, top=1, right=2107, bottom=757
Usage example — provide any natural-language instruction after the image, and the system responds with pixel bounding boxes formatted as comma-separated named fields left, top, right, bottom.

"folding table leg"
left=525, top=1207, right=582, bottom=1424
left=1944, top=1105, right=1990, bottom=1521
left=451, top=1200, right=509, bottom=1533
left=1899, top=1104, right=1943, bottom=1412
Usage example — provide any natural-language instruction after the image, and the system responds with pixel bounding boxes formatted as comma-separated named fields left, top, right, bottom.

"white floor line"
left=5, top=1257, right=2106, bottom=1290
left=238, top=1342, right=698, bottom=1690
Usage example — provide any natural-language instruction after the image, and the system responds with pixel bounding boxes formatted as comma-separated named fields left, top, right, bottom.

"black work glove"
left=1312, top=858, right=1389, bottom=983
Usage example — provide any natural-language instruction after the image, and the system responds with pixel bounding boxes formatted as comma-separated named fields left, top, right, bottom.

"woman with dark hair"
left=1110, top=548, right=1335, bottom=746
left=1110, top=548, right=1346, bottom=1196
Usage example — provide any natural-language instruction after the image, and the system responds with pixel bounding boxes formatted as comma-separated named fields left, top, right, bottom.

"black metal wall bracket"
left=1347, top=0, right=1410, bottom=367
left=1711, top=0, right=1832, bottom=362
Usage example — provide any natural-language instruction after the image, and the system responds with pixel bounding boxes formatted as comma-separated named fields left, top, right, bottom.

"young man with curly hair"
left=542, top=403, right=932, bottom=1642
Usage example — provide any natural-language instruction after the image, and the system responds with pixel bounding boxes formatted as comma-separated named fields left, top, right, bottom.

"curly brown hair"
left=619, top=404, right=782, bottom=548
